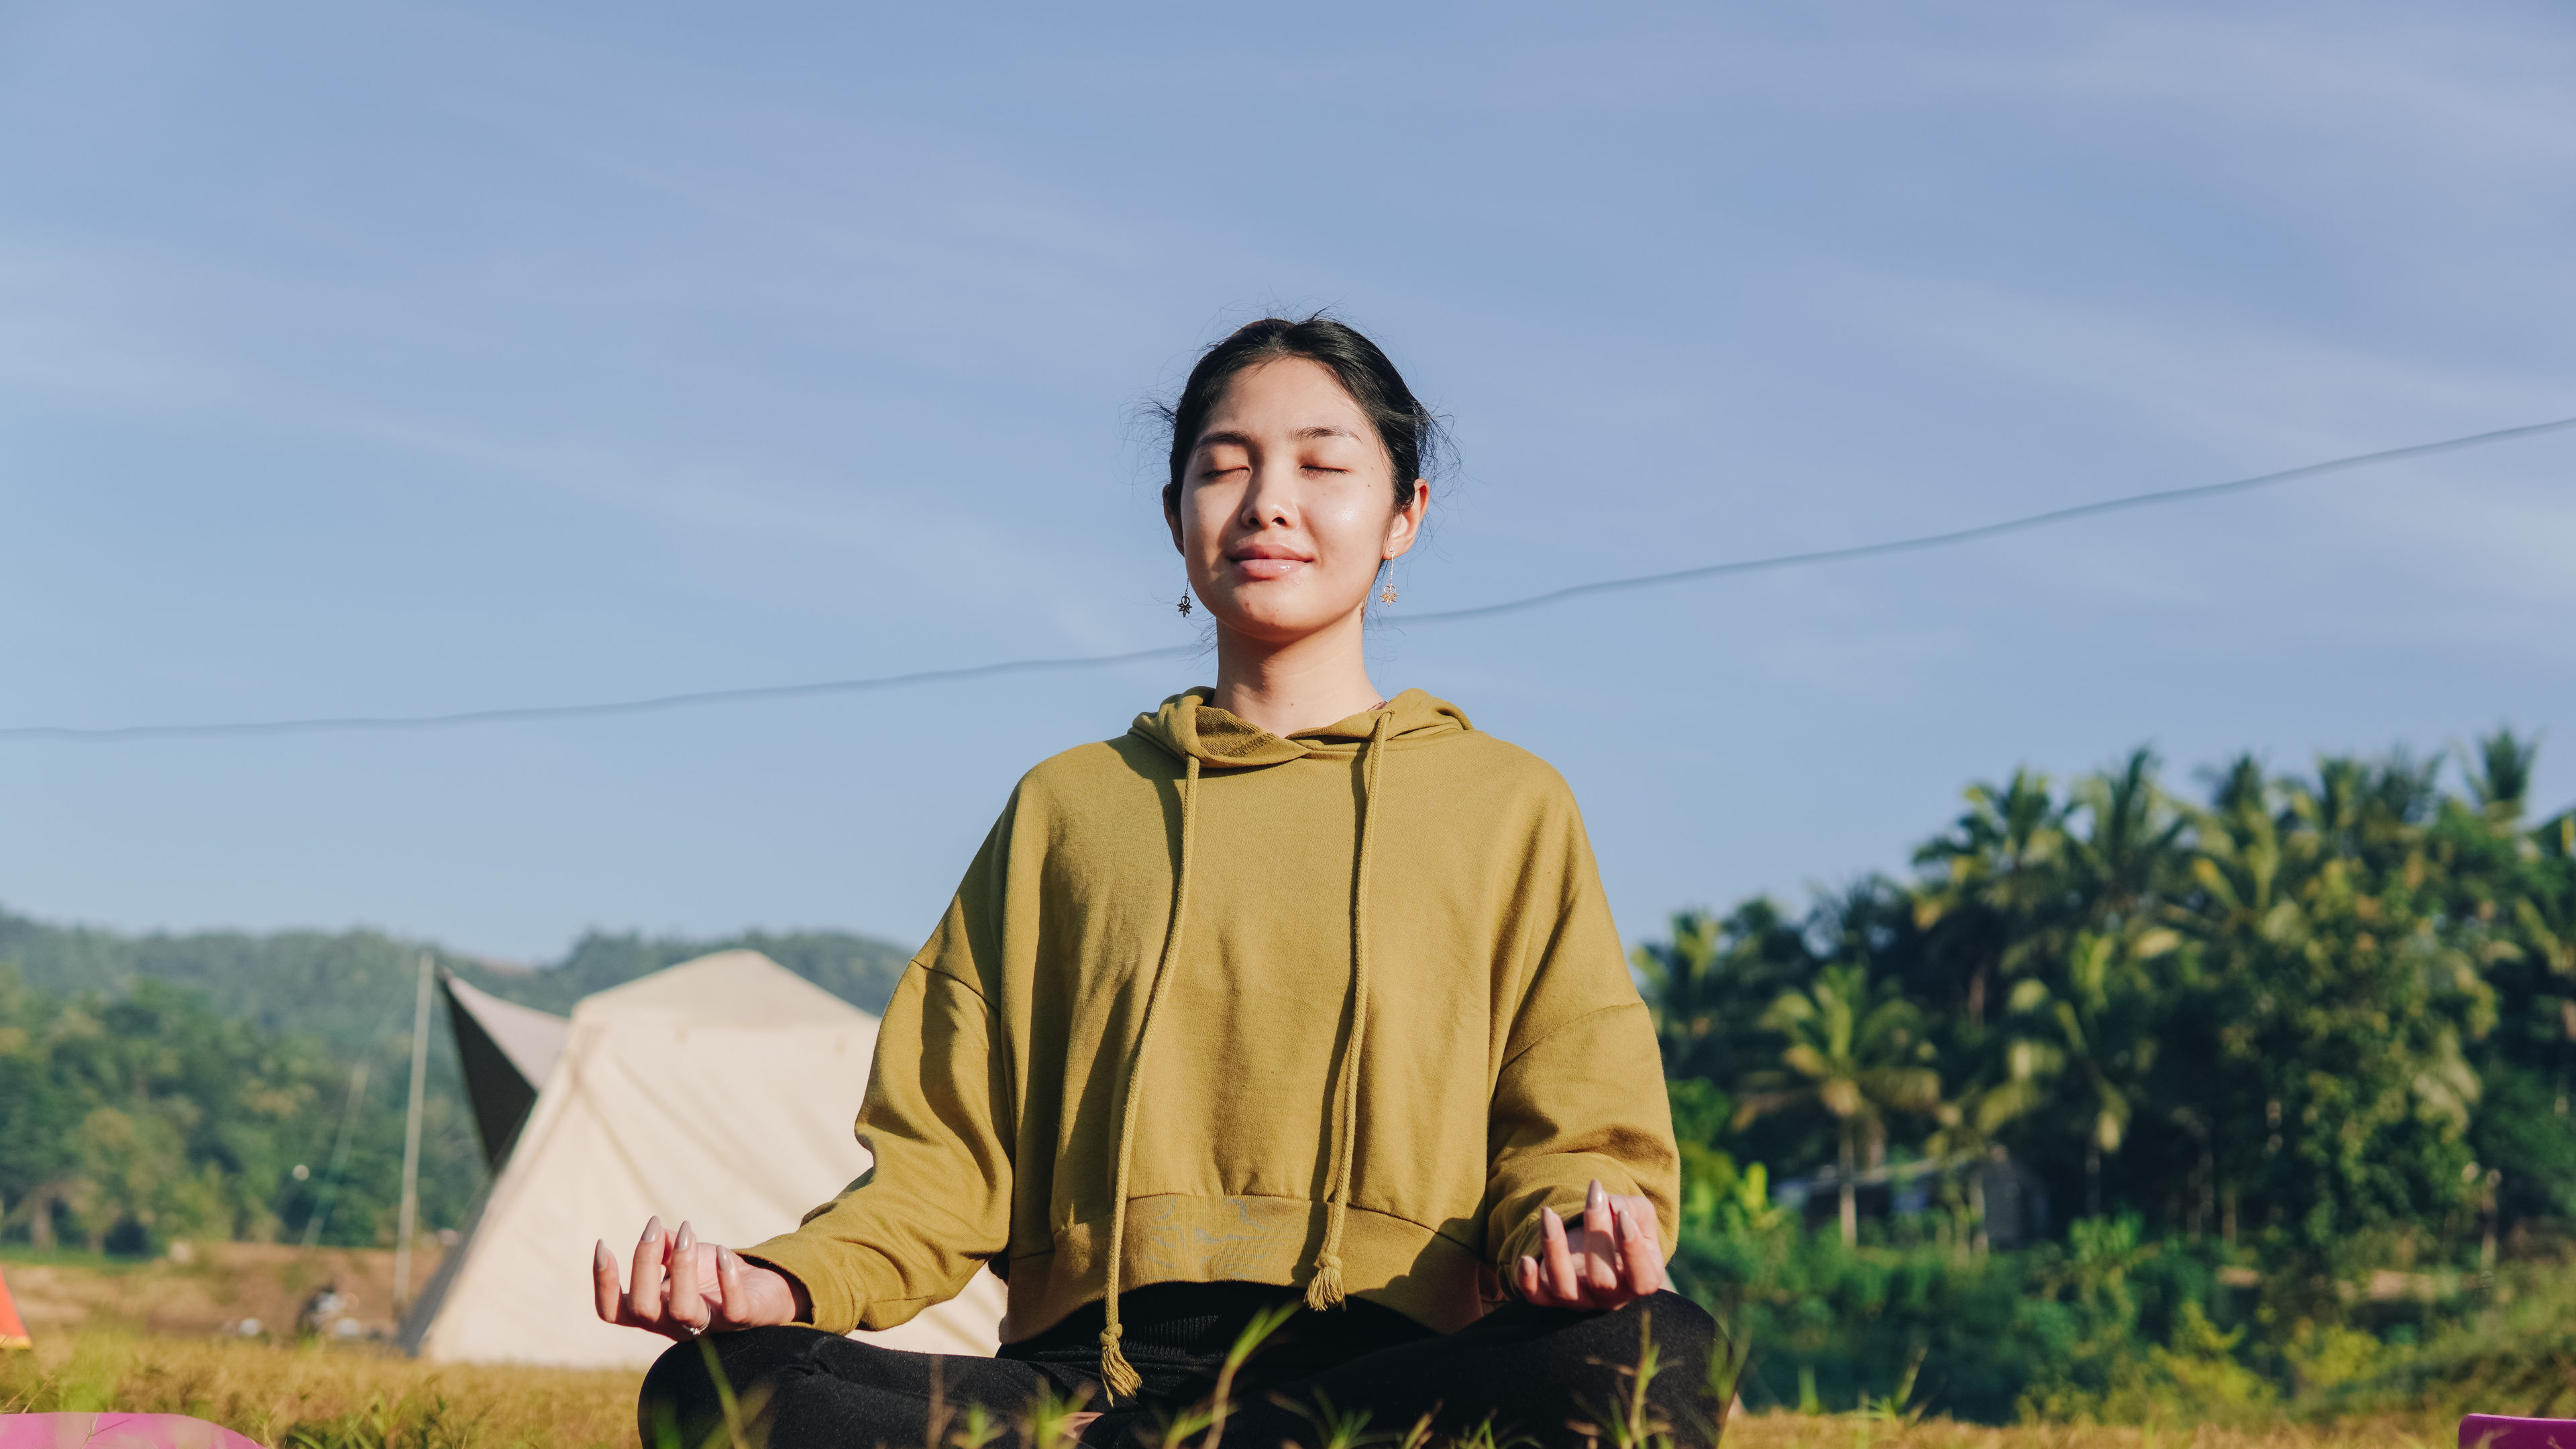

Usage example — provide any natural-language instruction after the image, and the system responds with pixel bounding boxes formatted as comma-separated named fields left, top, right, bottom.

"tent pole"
left=394, top=952, right=433, bottom=1316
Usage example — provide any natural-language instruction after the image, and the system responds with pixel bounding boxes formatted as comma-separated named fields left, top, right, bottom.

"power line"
left=2, top=647, right=1203, bottom=743
left=9, top=413, right=2572, bottom=744
left=1400, top=413, right=2576, bottom=625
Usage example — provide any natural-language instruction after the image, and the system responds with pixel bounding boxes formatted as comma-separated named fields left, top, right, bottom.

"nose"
left=1236, top=454, right=1298, bottom=529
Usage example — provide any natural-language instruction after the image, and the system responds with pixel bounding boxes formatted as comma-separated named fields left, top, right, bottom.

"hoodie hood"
left=1131, top=687, right=1472, bottom=768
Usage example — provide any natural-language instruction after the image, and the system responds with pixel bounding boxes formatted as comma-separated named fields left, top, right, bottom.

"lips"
left=1227, top=545, right=1313, bottom=582
left=1232, top=556, right=1308, bottom=580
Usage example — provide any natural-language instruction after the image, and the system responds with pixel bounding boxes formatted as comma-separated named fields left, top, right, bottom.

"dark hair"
left=1158, top=315, right=1444, bottom=517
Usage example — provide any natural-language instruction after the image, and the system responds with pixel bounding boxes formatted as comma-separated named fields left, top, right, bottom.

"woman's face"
left=1168, top=356, right=1428, bottom=646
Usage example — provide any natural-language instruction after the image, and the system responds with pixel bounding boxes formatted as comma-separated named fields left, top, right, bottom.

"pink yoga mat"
left=2462, top=1415, right=2576, bottom=1449
left=0, top=1415, right=266, bottom=1449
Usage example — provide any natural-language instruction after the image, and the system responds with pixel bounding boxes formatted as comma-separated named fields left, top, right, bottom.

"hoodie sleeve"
left=738, top=821, right=1016, bottom=1334
left=1481, top=796, right=1680, bottom=1283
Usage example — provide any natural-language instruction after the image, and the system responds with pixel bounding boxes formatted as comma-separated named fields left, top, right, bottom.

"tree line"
left=0, top=920, right=908, bottom=1255
left=1639, top=729, right=2576, bottom=1287
left=0, top=971, right=485, bottom=1252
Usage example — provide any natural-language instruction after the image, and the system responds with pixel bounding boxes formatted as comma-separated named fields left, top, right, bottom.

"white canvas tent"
left=402, top=950, right=1006, bottom=1366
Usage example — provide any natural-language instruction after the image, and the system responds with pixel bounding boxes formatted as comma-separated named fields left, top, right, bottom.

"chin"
left=1209, top=595, right=1361, bottom=642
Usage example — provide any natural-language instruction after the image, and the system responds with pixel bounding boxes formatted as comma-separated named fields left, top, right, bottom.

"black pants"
left=641, top=1283, right=1722, bottom=1449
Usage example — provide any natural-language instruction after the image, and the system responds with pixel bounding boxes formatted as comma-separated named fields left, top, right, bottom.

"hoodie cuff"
left=1493, top=1204, right=1561, bottom=1285
left=736, top=1234, right=880, bottom=1336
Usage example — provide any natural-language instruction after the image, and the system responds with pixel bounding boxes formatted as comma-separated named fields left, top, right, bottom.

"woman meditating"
left=594, top=316, right=1717, bottom=1448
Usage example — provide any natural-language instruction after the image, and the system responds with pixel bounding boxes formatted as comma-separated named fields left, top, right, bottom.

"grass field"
left=0, top=1331, right=641, bottom=1448
left=0, top=1329, right=2477, bottom=1449
left=1724, top=1419, right=2459, bottom=1449
left=1, top=1242, right=445, bottom=1340
left=1, top=1246, right=638, bottom=1446
left=0, top=1250, right=2485, bottom=1448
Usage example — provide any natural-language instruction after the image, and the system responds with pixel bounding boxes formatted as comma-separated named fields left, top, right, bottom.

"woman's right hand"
left=594, top=1216, right=806, bottom=1341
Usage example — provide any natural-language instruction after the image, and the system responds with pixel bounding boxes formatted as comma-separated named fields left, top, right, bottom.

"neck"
left=1208, top=609, right=1385, bottom=739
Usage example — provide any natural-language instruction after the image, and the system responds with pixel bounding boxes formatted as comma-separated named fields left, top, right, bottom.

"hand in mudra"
left=594, top=1216, right=806, bottom=1341
left=1513, top=1179, right=1666, bottom=1311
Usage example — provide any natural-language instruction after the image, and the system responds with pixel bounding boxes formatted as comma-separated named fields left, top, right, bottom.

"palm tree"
left=1735, top=963, right=1944, bottom=1245
left=2467, top=728, right=2540, bottom=826
left=1913, top=770, right=2073, bottom=1029
left=1631, top=910, right=1725, bottom=1079
left=1996, top=928, right=2171, bottom=1216
left=2181, top=754, right=2487, bottom=1265
left=1633, top=900, right=1817, bottom=1083
left=2064, top=747, right=2189, bottom=920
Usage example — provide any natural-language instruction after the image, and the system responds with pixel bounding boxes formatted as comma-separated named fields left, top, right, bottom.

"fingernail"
left=676, top=1222, right=696, bottom=1251
left=1614, top=1208, right=1631, bottom=1240
left=1542, top=1206, right=1561, bottom=1229
left=1589, top=1181, right=1607, bottom=1209
left=642, top=1216, right=662, bottom=1242
left=595, top=1240, right=613, bottom=1267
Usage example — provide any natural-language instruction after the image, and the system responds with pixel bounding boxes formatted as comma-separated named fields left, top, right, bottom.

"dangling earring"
left=1177, top=580, right=1193, bottom=618
left=1377, top=568, right=1398, bottom=606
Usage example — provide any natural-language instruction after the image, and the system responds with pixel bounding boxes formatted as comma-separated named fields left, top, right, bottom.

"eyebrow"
left=1193, top=425, right=1363, bottom=452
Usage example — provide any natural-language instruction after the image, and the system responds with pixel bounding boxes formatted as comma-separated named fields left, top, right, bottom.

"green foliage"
left=1674, top=1213, right=2230, bottom=1423
left=1664, top=1208, right=2552, bottom=1425
left=1736, top=965, right=1945, bottom=1245
left=0, top=912, right=910, bottom=1252
left=0, top=911, right=911, bottom=1055
left=1643, top=730, right=2576, bottom=1269
left=0, top=968, right=477, bottom=1252
left=1647, top=728, right=2576, bottom=1422
left=2317, top=1257, right=2576, bottom=1419
left=2184, top=750, right=2489, bottom=1269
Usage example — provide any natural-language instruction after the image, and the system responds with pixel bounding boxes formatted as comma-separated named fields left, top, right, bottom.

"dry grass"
left=1722, top=1417, right=2460, bottom=1449
left=0, top=1330, right=2485, bottom=1449
left=0, top=1250, right=2504, bottom=1447
left=1, top=1242, right=446, bottom=1339
left=0, top=1331, right=640, bottom=1448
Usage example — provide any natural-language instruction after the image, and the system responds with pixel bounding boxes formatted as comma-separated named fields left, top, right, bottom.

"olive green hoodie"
left=744, top=688, right=1676, bottom=1389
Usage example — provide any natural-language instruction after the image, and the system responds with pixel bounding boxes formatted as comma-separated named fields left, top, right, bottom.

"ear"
left=1383, top=480, right=1430, bottom=561
left=1163, top=482, right=1187, bottom=555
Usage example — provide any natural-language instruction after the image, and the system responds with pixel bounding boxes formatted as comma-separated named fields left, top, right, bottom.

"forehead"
left=1195, top=356, right=1373, bottom=443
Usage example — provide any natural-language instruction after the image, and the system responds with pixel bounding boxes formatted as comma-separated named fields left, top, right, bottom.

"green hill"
left=0, top=908, right=911, bottom=1054
left=0, top=908, right=912, bottom=1252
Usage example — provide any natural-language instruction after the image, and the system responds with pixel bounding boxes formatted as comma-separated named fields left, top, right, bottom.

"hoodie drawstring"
left=1097, top=754, right=1199, bottom=1401
left=1096, top=706, right=1392, bottom=1393
left=1307, top=709, right=1391, bottom=1311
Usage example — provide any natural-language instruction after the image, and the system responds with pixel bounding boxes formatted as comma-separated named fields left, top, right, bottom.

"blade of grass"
left=1201, top=1300, right=1300, bottom=1449
left=1026, top=1379, right=1096, bottom=1449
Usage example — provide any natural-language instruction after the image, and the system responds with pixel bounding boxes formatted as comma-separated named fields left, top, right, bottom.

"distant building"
left=1770, top=1146, right=2051, bottom=1248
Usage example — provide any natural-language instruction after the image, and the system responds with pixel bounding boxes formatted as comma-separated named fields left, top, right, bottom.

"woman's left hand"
left=1514, top=1179, right=1666, bottom=1310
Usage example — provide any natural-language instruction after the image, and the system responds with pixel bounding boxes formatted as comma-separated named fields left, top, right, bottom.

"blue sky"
left=5, top=2, right=2573, bottom=961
